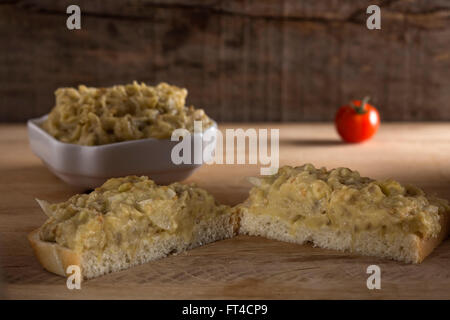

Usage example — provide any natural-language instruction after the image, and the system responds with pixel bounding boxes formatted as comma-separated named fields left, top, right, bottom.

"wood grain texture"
left=0, top=0, right=449, bottom=122
left=1, top=122, right=450, bottom=299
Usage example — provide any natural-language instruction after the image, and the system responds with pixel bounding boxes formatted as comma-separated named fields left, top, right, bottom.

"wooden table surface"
left=1, top=123, right=450, bottom=299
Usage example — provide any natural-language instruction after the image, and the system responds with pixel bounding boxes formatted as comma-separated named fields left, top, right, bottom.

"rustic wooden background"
left=0, top=0, right=449, bottom=122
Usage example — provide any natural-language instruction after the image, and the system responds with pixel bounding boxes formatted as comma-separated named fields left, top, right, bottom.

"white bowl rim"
left=28, top=114, right=218, bottom=150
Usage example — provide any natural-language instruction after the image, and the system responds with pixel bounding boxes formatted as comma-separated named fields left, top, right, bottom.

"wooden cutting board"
left=1, top=123, right=450, bottom=299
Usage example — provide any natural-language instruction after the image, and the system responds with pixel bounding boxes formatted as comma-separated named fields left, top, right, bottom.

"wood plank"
left=0, top=0, right=449, bottom=122
left=1, top=123, right=450, bottom=299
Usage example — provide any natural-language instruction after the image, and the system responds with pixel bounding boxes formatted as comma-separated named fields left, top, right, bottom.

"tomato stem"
left=353, top=96, right=370, bottom=114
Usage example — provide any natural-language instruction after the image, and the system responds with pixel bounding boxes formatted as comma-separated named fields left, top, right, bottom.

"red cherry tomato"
left=335, top=97, right=380, bottom=143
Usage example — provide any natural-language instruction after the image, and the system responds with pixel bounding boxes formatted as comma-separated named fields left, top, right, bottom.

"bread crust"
left=417, top=210, right=450, bottom=262
left=28, top=229, right=81, bottom=278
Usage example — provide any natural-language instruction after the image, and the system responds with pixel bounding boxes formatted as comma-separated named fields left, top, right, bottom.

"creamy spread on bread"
left=42, top=82, right=213, bottom=145
left=39, top=176, right=229, bottom=253
left=243, top=164, right=448, bottom=239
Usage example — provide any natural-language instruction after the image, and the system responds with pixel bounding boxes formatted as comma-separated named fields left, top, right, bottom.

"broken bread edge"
left=28, top=213, right=239, bottom=279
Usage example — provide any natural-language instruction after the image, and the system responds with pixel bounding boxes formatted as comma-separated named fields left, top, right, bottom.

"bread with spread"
left=28, top=176, right=237, bottom=279
left=237, top=164, right=450, bottom=263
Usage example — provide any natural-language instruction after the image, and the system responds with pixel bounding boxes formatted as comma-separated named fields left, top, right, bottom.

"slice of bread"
left=238, top=164, right=450, bottom=263
left=28, top=176, right=238, bottom=279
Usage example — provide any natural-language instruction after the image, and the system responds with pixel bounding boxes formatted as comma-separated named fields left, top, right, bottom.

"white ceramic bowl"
left=27, top=115, right=217, bottom=189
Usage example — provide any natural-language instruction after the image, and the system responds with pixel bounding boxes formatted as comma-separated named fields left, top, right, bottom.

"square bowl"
left=27, top=115, right=217, bottom=189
